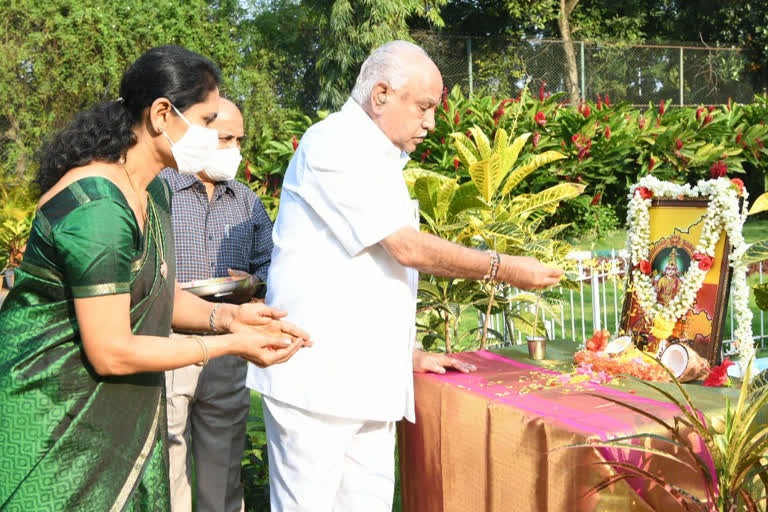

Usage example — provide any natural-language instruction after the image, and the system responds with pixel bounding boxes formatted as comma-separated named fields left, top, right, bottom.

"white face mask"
left=203, top=147, right=243, bottom=182
left=162, top=104, right=218, bottom=175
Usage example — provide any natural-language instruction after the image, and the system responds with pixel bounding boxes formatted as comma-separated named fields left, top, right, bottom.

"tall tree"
left=0, top=0, right=283, bottom=182
left=246, top=0, right=326, bottom=112
left=719, top=1, right=768, bottom=91
left=313, top=0, right=448, bottom=109
left=558, top=0, right=581, bottom=104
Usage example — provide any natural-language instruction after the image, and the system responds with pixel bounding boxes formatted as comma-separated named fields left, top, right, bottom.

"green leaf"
left=413, top=177, right=438, bottom=221
left=468, top=125, right=492, bottom=159
left=468, top=152, right=506, bottom=203
left=510, top=310, right=542, bottom=337
left=417, top=280, right=443, bottom=300
left=755, top=283, right=768, bottom=312
left=749, top=193, right=768, bottom=215
left=403, top=167, right=454, bottom=189
left=504, top=132, right=531, bottom=169
left=500, top=151, right=566, bottom=197
left=533, top=223, right=572, bottom=241
left=481, top=222, right=526, bottom=243
left=509, top=183, right=586, bottom=217
left=448, top=182, right=488, bottom=217
left=451, top=132, right=479, bottom=168
left=493, top=127, right=508, bottom=154
left=436, top=180, right=459, bottom=220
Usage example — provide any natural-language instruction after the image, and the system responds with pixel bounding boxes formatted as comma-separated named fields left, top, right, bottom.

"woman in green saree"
left=0, top=46, right=310, bottom=511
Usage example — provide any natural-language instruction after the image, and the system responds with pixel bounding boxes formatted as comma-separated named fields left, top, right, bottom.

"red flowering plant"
left=239, top=109, right=329, bottom=220
left=373, top=84, right=768, bottom=242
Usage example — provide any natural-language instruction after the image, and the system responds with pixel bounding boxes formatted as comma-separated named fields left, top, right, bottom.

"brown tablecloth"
left=398, top=344, right=735, bottom=512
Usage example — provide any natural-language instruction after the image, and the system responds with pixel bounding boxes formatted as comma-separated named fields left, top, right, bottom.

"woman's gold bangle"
left=190, top=335, right=209, bottom=367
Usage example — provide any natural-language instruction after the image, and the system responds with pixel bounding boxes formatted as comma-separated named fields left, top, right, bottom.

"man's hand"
left=501, top=256, right=563, bottom=290
left=412, top=349, right=477, bottom=375
left=227, top=268, right=259, bottom=285
left=228, top=268, right=264, bottom=300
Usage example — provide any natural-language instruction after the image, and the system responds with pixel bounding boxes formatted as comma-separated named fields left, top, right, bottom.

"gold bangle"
left=190, top=335, right=209, bottom=367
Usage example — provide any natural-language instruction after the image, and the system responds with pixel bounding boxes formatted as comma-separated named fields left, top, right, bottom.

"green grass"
left=569, top=229, right=628, bottom=252
left=431, top=272, right=768, bottom=351
left=570, top=218, right=768, bottom=252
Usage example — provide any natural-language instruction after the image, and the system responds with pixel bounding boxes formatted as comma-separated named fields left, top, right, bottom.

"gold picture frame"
left=620, top=198, right=732, bottom=365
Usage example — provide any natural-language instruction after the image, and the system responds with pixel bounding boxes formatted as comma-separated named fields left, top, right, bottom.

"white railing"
left=483, top=250, right=768, bottom=357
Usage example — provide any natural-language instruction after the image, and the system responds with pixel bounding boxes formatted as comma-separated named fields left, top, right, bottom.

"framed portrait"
left=620, top=198, right=732, bottom=365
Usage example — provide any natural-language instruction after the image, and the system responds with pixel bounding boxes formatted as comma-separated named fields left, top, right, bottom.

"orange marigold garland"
left=573, top=330, right=671, bottom=382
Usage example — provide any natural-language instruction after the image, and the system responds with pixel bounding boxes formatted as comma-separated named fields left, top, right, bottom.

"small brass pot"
left=526, top=336, right=547, bottom=360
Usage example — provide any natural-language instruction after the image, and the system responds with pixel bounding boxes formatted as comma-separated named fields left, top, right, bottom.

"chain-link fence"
left=414, top=32, right=763, bottom=106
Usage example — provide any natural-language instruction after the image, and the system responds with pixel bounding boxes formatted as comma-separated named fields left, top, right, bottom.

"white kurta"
left=246, top=99, right=419, bottom=422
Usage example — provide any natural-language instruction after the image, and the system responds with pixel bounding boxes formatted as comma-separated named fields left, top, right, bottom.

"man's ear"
left=369, top=82, right=389, bottom=115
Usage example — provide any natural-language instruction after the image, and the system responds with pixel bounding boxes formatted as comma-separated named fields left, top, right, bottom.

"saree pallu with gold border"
left=0, top=177, right=176, bottom=511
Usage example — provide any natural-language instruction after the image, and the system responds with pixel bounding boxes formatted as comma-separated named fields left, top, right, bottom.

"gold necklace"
left=146, top=195, right=168, bottom=280
left=121, top=164, right=168, bottom=280
left=121, top=163, right=147, bottom=224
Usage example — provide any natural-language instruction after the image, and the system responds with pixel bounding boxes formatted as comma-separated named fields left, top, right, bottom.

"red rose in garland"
left=639, top=260, right=652, bottom=274
left=636, top=187, right=653, bottom=199
left=693, top=252, right=714, bottom=271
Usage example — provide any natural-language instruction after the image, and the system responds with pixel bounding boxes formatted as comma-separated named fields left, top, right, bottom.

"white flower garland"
left=625, top=176, right=754, bottom=373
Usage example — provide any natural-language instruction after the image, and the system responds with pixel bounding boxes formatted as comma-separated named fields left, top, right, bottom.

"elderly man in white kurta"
left=246, top=40, right=564, bottom=511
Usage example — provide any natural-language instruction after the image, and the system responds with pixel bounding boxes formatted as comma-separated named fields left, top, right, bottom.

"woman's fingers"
left=240, top=331, right=306, bottom=367
left=278, top=320, right=311, bottom=345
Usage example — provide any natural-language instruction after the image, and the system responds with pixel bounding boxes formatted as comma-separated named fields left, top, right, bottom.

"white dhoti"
left=261, top=396, right=396, bottom=512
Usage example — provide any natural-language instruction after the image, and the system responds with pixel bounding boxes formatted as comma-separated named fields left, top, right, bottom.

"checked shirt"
left=159, top=169, right=273, bottom=286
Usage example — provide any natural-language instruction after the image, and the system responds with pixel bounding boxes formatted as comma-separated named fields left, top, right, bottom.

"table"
left=398, top=341, right=738, bottom=512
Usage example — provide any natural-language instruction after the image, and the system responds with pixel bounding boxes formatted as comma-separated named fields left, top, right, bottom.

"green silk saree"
left=0, top=176, right=176, bottom=511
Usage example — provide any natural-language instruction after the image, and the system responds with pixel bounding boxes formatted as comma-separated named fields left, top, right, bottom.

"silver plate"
left=179, top=276, right=251, bottom=299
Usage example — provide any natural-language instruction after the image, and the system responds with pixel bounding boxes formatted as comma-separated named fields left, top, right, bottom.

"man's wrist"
left=495, top=254, right=516, bottom=285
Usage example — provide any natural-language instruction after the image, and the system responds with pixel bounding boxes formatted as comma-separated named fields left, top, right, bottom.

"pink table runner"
left=399, top=350, right=712, bottom=512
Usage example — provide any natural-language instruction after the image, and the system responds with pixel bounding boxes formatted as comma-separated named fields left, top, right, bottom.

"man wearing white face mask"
left=160, top=98, right=272, bottom=512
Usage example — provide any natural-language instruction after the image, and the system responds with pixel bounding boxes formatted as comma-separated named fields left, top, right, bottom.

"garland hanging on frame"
left=625, top=176, right=754, bottom=373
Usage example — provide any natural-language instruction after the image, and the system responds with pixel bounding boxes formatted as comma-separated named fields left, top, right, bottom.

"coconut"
left=660, top=343, right=710, bottom=382
left=660, top=343, right=689, bottom=379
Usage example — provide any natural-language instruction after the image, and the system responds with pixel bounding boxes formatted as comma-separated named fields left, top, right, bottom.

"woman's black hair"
left=36, top=45, right=221, bottom=193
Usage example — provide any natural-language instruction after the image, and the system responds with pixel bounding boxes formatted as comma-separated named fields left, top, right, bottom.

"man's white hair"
left=350, top=40, right=431, bottom=105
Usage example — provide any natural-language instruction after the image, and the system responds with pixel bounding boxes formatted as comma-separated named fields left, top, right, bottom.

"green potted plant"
left=407, top=120, right=583, bottom=353
left=0, top=184, right=36, bottom=290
